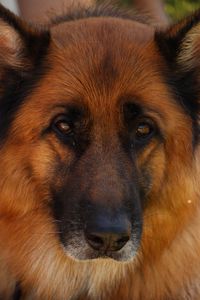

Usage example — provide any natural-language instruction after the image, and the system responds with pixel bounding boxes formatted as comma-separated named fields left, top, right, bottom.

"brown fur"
left=0, top=4, right=200, bottom=300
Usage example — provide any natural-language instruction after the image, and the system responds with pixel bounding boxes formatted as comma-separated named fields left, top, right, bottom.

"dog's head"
left=0, top=4, right=199, bottom=264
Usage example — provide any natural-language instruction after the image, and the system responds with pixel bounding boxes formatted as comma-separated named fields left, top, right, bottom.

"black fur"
left=170, top=70, right=200, bottom=145
left=0, top=5, right=50, bottom=143
left=155, top=12, right=200, bottom=144
left=13, top=282, right=21, bottom=300
left=0, top=66, right=50, bottom=143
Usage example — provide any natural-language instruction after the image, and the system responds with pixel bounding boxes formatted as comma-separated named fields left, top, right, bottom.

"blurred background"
left=122, top=0, right=199, bottom=20
left=165, top=0, right=199, bottom=20
left=0, top=0, right=199, bottom=23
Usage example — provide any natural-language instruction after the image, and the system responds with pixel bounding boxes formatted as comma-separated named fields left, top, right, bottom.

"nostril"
left=85, top=230, right=130, bottom=252
left=115, top=235, right=130, bottom=250
left=85, top=232, right=105, bottom=250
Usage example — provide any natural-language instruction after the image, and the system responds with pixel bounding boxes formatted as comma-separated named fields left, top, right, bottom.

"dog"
left=0, top=2, right=199, bottom=299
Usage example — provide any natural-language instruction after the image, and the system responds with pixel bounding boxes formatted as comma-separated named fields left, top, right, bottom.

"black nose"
left=85, top=215, right=131, bottom=252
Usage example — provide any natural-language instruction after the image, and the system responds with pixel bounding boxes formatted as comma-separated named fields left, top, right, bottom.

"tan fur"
left=0, top=6, right=200, bottom=300
left=178, top=23, right=200, bottom=70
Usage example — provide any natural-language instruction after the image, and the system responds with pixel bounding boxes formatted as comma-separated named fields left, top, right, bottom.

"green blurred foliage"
left=119, top=0, right=200, bottom=20
left=165, top=0, right=200, bottom=20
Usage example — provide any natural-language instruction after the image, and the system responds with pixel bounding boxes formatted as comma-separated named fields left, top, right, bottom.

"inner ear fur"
left=0, top=4, right=50, bottom=70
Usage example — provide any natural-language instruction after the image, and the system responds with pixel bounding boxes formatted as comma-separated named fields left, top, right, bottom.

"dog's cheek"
left=29, top=142, right=72, bottom=184
left=138, top=146, right=166, bottom=202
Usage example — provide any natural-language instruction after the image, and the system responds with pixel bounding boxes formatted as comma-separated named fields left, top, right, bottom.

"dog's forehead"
left=47, top=18, right=156, bottom=109
left=51, top=17, right=154, bottom=48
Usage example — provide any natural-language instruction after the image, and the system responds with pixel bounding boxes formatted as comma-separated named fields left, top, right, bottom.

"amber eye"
left=135, top=121, right=154, bottom=141
left=56, top=121, right=71, bottom=134
left=53, top=116, right=73, bottom=137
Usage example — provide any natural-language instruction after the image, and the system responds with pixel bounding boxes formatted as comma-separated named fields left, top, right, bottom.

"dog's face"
left=0, top=5, right=199, bottom=264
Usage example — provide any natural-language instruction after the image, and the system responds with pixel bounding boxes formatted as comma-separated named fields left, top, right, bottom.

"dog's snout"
left=85, top=215, right=131, bottom=252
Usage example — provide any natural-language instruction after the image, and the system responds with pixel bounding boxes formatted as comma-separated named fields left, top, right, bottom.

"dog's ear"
left=0, top=4, right=50, bottom=70
left=156, top=11, right=200, bottom=70
left=155, top=11, right=200, bottom=137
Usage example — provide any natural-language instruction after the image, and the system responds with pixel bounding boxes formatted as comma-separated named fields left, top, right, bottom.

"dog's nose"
left=85, top=216, right=131, bottom=252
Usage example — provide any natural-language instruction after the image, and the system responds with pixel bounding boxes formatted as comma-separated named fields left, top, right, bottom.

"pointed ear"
left=0, top=4, right=50, bottom=70
left=155, top=11, right=200, bottom=138
left=155, top=10, right=200, bottom=70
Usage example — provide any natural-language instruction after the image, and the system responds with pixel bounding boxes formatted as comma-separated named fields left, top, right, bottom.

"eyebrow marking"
left=120, top=94, right=165, bottom=120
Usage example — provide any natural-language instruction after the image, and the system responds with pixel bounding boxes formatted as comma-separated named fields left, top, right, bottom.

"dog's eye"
left=56, top=121, right=71, bottom=134
left=135, top=121, right=155, bottom=141
left=53, top=116, right=73, bottom=137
